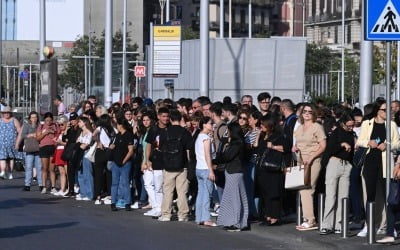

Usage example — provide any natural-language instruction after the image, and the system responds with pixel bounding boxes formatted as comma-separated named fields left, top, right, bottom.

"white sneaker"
left=357, top=226, right=367, bottom=237
left=131, top=201, right=139, bottom=209
left=81, top=197, right=91, bottom=201
left=41, top=187, right=47, bottom=194
left=75, top=194, right=82, bottom=199
left=152, top=210, right=161, bottom=217
left=57, top=190, right=69, bottom=197
left=74, top=185, right=80, bottom=194
left=0, top=171, right=5, bottom=179
left=103, top=198, right=112, bottom=205
left=8, top=173, right=13, bottom=180
left=158, top=216, right=171, bottom=222
left=377, top=228, right=386, bottom=235
left=50, top=188, right=57, bottom=195
left=394, top=230, right=398, bottom=238
left=144, top=209, right=159, bottom=216
left=94, top=199, right=102, bottom=205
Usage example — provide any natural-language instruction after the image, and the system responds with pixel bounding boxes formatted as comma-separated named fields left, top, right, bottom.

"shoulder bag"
left=24, top=137, right=40, bottom=153
left=284, top=151, right=311, bottom=190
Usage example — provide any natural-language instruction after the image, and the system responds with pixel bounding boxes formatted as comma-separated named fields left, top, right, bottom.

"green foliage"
left=305, top=43, right=334, bottom=74
left=181, top=26, right=199, bottom=40
left=60, top=30, right=139, bottom=91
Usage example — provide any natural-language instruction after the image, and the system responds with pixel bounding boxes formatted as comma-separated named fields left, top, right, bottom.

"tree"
left=305, top=43, right=334, bottom=74
left=181, top=26, right=199, bottom=40
left=60, top=30, right=139, bottom=91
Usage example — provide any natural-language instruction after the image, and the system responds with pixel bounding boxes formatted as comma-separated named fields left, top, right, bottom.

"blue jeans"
left=244, top=160, right=258, bottom=217
left=111, top=161, right=132, bottom=205
left=25, top=152, right=42, bottom=186
left=349, top=166, right=364, bottom=221
left=195, top=169, right=214, bottom=223
left=78, top=157, right=94, bottom=199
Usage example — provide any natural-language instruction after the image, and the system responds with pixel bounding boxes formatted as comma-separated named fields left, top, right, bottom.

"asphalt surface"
left=0, top=171, right=398, bottom=250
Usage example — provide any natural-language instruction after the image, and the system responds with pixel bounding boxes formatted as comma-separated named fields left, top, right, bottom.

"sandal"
left=296, top=222, right=318, bottom=231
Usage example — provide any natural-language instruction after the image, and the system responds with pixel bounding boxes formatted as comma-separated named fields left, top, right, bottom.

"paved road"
left=0, top=172, right=397, bottom=250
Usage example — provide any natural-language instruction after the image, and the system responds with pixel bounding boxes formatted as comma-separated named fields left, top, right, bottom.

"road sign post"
left=365, top=0, right=396, bottom=203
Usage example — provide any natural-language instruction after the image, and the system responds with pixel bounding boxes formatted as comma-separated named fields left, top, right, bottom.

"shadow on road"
left=0, top=197, right=60, bottom=209
left=0, top=222, right=79, bottom=238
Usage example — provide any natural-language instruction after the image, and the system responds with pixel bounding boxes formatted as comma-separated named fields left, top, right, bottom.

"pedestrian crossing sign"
left=365, top=0, right=400, bottom=40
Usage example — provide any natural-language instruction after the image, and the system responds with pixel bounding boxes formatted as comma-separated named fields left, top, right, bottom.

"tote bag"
left=23, top=138, right=40, bottom=153
left=284, top=151, right=311, bottom=190
left=84, top=142, right=97, bottom=163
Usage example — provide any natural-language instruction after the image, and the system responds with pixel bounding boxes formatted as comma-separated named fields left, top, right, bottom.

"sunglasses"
left=239, top=116, right=248, bottom=120
left=302, top=110, right=313, bottom=115
left=58, top=123, right=66, bottom=126
left=379, top=108, right=387, bottom=112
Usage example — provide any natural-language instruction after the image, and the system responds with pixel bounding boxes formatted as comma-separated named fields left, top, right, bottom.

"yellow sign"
left=154, top=26, right=181, bottom=38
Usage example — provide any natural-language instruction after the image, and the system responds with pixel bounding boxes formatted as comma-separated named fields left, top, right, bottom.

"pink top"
left=37, top=123, right=58, bottom=147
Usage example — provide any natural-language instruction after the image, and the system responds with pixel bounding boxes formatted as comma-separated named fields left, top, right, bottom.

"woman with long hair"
left=93, top=114, right=116, bottom=205
left=320, top=114, right=356, bottom=235
left=75, top=116, right=94, bottom=201
left=19, top=111, right=41, bottom=190
left=254, top=114, right=285, bottom=226
left=293, top=103, right=326, bottom=231
left=110, top=118, right=134, bottom=211
left=36, top=112, right=58, bottom=194
left=194, top=116, right=216, bottom=227
left=356, top=99, right=400, bottom=237
left=213, top=122, right=249, bottom=231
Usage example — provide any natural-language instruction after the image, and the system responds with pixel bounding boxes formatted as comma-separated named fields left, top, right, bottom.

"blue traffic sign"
left=365, top=0, right=400, bottom=40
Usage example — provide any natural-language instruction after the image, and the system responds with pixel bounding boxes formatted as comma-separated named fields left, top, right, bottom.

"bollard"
left=296, top=192, right=302, bottom=226
left=341, top=198, right=349, bottom=238
left=367, top=202, right=375, bottom=244
left=318, top=193, right=325, bottom=231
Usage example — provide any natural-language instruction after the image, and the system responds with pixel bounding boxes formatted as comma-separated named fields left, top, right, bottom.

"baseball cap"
left=69, top=112, right=78, bottom=121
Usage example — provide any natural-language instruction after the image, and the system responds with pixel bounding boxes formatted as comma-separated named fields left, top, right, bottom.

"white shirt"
left=195, top=133, right=212, bottom=170
left=77, top=131, right=92, bottom=145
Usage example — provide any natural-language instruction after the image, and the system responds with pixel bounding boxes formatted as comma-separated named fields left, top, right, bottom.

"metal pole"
left=160, top=0, right=166, bottom=25
left=84, top=56, right=88, bottom=98
left=122, top=0, right=127, bottom=103
left=35, top=72, right=38, bottom=111
left=337, top=71, right=340, bottom=102
left=88, top=0, right=92, bottom=96
left=359, top=0, right=373, bottom=109
left=149, top=22, right=154, bottom=99
left=135, top=60, right=139, bottom=97
left=29, top=63, right=32, bottom=111
left=200, top=0, right=209, bottom=97
left=341, top=0, right=345, bottom=103
left=18, top=72, right=20, bottom=107
left=386, top=42, right=392, bottom=199
left=166, top=0, right=170, bottom=22
left=104, top=0, right=113, bottom=107
left=341, top=198, right=349, bottom=238
left=302, top=0, right=305, bottom=36
left=229, top=0, right=232, bottom=38
left=397, top=42, right=400, bottom=100
left=220, top=0, right=224, bottom=38
left=6, top=67, right=10, bottom=104
left=296, top=192, right=302, bottom=226
left=367, top=202, right=375, bottom=244
left=318, top=193, right=324, bottom=231
left=13, top=68, right=16, bottom=108
left=39, top=0, right=46, bottom=61
left=248, top=0, right=252, bottom=38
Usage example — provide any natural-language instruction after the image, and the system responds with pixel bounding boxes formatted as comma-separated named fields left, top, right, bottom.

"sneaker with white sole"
left=131, top=201, right=139, bottom=209
left=158, top=217, right=171, bottom=222
left=94, top=199, right=102, bottom=205
left=81, top=197, right=91, bottom=201
left=357, top=226, right=367, bottom=237
left=41, top=187, right=47, bottom=194
left=0, top=171, right=5, bottom=179
left=377, top=228, right=386, bottom=235
left=74, top=185, right=80, bottom=194
left=103, top=199, right=112, bottom=205
left=144, top=209, right=156, bottom=216
left=50, top=188, right=57, bottom=195
left=376, top=236, right=395, bottom=244
left=8, top=173, right=13, bottom=180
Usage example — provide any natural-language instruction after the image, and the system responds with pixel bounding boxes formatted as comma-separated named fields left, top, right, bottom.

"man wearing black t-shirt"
left=144, top=107, right=170, bottom=217
left=158, top=110, right=192, bottom=221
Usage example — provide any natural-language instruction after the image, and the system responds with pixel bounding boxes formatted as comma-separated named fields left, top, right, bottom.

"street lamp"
left=159, top=0, right=166, bottom=24
left=341, top=0, right=345, bottom=102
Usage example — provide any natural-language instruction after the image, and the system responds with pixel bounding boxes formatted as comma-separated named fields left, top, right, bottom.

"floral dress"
left=0, top=118, right=18, bottom=160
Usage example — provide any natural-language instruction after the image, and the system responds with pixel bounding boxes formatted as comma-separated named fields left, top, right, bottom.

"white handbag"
left=284, top=151, right=311, bottom=190
left=84, top=142, right=97, bottom=163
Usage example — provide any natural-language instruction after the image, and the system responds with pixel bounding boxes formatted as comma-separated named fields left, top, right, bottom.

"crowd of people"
left=0, top=93, right=400, bottom=242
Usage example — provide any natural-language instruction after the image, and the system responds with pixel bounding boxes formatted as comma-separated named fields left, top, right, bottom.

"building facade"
left=304, top=0, right=362, bottom=52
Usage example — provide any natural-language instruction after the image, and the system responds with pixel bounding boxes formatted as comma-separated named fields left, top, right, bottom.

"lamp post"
left=341, top=0, right=345, bottom=103
left=159, top=0, right=166, bottom=24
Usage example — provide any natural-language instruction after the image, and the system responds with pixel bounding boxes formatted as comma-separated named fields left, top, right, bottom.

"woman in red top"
left=36, top=112, right=58, bottom=194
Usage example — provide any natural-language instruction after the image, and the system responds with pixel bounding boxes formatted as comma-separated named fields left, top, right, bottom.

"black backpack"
left=162, top=128, right=185, bottom=172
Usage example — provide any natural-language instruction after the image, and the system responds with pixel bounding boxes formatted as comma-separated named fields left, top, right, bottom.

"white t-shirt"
left=96, top=127, right=116, bottom=148
left=195, top=133, right=212, bottom=170
left=77, top=131, right=93, bottom=145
